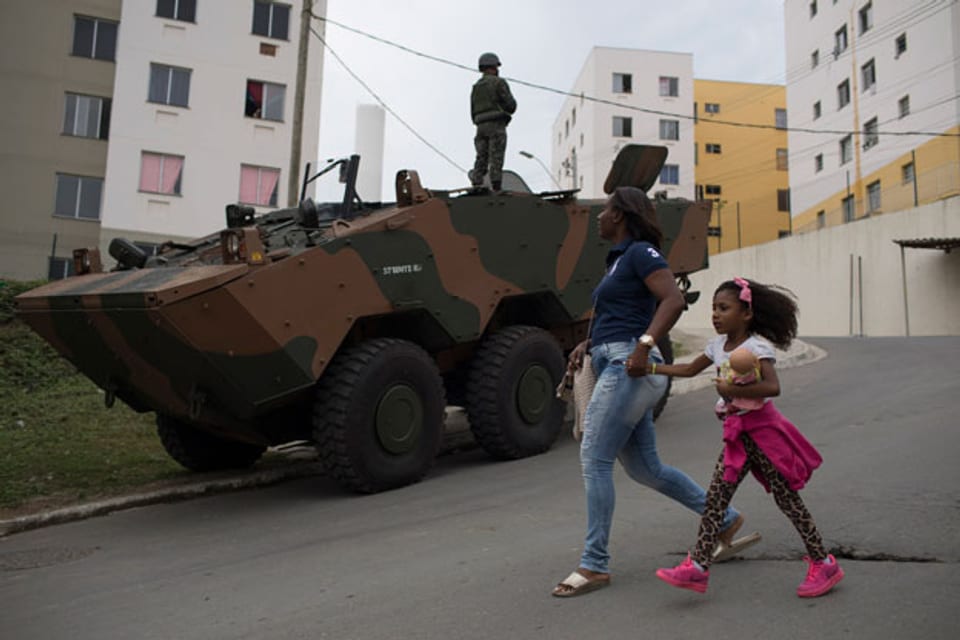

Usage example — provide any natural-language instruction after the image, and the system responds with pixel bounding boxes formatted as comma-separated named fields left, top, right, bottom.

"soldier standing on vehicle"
left=469, top=52, right=517, bottom=192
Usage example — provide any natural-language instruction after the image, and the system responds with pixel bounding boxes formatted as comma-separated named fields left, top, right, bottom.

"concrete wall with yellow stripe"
left=793, top=126, right=960, bottom=233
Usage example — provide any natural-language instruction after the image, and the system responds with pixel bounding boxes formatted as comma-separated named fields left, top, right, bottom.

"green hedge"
left=0, top=279, right=46, bottom=325
left=0, top=280, right=76, bottom=392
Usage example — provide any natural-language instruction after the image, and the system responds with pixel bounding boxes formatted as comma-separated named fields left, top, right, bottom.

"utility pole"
left=911, top=149, right=919, bottom=207
left=288, top=0, right=312, bottom=206
left=737, top=200, right=743, bottom=249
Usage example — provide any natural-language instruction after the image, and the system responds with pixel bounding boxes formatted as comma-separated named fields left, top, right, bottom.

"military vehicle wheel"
left=465, top=325, right=565, bottom=459
left=156, top=414, right=266, bottom=471
left=312, top=338, right=446, bottom=494
left=653, top=334, right=674, bottom=420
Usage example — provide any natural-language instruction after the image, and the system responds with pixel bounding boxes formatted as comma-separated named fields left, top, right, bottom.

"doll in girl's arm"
left=720, top=347, right=764, bottom=413
left=647, top=346, right=771, bottom=417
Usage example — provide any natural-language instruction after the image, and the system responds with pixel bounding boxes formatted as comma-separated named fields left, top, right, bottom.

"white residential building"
left=784, top=0, right=960, bottom=231
left=0, top=1, right=326, bottom=280
left=550, top=47, right=695, bottom=200
left=100, top=0, right=326, bottom=254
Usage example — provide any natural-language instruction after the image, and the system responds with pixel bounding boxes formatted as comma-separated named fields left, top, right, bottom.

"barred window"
left=612, top=73, right=632, bottom=94
left=149, top=63, right=192, bottom=107
left=140, top=152, right=184, bottom=195
left=63, top=93, right=111, bottom=139
left=659, top=76, right=679, bottom=97
left=156, top=0, right=196, bottom=22
left=659, top=164, right=679, bottom=185
left=252, top=1, right=290, bottom=40
left=246, top=80, right=286, bottom=121
left=72, top=15, right=118, bottom=61
left=612, top=116, right=632, bottom=137
left=659, top=119, right=679, bottom=141
left=55, top=174, right=103, bottom=220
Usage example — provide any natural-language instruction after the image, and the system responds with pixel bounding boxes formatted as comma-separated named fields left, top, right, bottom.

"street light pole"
left=519, top=150, right=562, bottom=189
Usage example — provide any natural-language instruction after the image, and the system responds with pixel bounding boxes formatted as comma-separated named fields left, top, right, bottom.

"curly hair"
left=609, top=186, right=663, bottom=249
left=716, top=278, right=799, bottom=349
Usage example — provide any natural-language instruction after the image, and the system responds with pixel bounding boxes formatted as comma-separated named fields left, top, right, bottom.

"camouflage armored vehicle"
left=15, top=144, right=709, bottom=493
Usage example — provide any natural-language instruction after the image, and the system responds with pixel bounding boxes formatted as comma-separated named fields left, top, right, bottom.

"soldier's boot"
left=492, top=181, right=502, bottom=192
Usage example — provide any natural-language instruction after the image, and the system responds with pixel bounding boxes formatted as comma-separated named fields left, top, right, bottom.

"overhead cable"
left=309, top=25, right=467, bottom=173
left=313, top=13, right=960, bottom=139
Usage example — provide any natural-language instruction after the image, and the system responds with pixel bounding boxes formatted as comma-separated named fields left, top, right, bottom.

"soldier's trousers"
left=471, top=121, right=508, bottom=187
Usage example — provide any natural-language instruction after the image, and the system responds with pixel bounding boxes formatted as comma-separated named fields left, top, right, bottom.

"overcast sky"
left=313, top=0, right=786, bottom=200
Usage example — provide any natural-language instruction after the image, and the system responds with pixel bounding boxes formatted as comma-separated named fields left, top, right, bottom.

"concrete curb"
left=0, top=462, right=324, bottom=538
left=0, top=334, right=826, bottom=538
left=0, top=425, right=478, bottom=539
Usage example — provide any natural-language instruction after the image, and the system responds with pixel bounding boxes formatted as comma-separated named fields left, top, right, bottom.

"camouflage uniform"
left=469, top=74, right=517, bottom=189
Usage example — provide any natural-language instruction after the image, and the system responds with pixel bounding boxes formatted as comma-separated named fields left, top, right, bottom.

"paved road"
left=1, top=337, right=957, bottom=639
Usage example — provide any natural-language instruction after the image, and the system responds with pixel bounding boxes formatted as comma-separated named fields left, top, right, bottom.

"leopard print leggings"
left=692, top=434, right=826, bottom=568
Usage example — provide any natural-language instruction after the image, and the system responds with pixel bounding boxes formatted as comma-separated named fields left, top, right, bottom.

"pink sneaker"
left=656, top=555, right=709, bottom=593
left=797, top=554, right=844, bottom=597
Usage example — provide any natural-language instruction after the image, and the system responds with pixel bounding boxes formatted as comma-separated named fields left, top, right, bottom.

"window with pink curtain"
left=161, top=155, right=183, bottom=194
left=239, top=164, right=280, bottom=206
left=140, top=153, right=161, bottom=192
left=140, top=152, right=183, bottom=194
left=239, top=165, right=259, bottom=203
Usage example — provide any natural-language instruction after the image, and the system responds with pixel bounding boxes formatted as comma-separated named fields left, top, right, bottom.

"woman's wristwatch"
left=637, top=334, right=655, bottom=348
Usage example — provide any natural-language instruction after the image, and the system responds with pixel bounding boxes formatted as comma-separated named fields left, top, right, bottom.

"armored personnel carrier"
left=15, top=145, right=709, bottom=493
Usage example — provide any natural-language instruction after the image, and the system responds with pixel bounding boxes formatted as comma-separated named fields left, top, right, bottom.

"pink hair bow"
left=733, top=277, right=752, bottom=307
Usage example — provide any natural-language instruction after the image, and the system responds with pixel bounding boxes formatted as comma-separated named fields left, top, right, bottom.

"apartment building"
left=551, top=47, right=696, bottom=200
left=0, top=0, right=120, bottom=281
left=0, top=0, right=325, bottom=281
left=694, top=80, right=791, bottom=254
left=785, top=0, right=960, bottom=232
left=551, top=48, right=792, bottom=255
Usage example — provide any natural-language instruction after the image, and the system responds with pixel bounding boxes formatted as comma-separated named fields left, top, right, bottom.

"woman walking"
left=552, top=187, right=747, bottom=597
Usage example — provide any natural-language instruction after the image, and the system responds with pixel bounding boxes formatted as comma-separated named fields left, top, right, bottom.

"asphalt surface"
left=0, top=336, right=957, bottom=640
left=0, top=328, right=823, bottom=538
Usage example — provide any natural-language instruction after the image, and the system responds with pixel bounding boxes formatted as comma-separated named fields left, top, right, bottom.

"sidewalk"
left=0, top=330, right=826, bottom=538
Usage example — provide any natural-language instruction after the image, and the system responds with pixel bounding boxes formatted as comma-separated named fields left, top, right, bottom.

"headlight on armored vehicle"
left=221, top=230, right=244, bottom=263
left=220, top=228, right=266, bottom=265
left=72, top=247, right=103, bottom=275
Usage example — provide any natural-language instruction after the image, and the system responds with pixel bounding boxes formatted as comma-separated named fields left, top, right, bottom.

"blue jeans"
left=578, top=340, right=740, bottom=573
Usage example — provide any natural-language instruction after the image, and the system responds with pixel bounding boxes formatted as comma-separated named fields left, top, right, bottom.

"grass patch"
left=671, top=339, right=690, bottom=358
left=0, top=281, right=188, bottom=514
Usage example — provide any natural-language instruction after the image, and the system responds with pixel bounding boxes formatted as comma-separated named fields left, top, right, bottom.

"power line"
left=313, top=13, right=960, bottom=140
left=308, top=25, right=467, bottom=174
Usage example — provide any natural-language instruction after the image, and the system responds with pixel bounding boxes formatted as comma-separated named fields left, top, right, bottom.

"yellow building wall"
left=694, top=80, right=790, bottom=255
left=793, top=126, right=960, bottom=233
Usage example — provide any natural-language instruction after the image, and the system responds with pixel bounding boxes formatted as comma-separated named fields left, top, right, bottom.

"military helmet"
left=478, top=52, right=501, bottom=69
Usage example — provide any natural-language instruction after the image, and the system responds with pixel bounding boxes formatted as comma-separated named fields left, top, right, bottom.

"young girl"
left=649, top=277, right=844, bottom=598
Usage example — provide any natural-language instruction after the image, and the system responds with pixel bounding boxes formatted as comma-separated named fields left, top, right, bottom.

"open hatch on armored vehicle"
left=15, top=145, right=709, bottom=493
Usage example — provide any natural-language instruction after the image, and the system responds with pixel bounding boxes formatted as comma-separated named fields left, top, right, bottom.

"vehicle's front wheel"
left=465, top=325, right=565, bottom=459
left=156, top=414, right=266, bottom=471
left=312, top=338, right=446, bottom=493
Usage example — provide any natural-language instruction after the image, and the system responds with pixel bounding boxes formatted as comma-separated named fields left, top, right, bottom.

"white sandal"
left=551, top=570, right=611, bottom=597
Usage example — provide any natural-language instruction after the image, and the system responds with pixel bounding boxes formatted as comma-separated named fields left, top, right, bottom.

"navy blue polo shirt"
left=590, top=239, right=669, bottom=346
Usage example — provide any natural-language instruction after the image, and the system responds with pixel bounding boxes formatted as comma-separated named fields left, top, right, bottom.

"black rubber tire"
left=653, top=334, right=675, bottom=421
left=312, top=338, right=446, bottom=494
left=464, top=325, right=565, bottom=460
left=156, top=414, right=266, bottom=471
